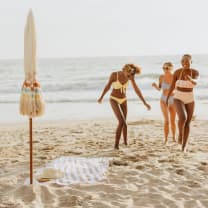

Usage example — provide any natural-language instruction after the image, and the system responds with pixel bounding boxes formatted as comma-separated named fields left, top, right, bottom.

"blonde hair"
left=163, top=62, right=174, bottom=70
left=122, top=64, right=141, bottom=75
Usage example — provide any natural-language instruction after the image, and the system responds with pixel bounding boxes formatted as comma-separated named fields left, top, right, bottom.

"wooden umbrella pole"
left=29, top=117, right=33, bottom=184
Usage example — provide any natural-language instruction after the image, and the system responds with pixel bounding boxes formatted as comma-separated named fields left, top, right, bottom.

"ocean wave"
left=1, top=95, right=207, bottom=104
left=0, top=56, right=208, bottom=103
left=0, top=82, right=208, bottom=94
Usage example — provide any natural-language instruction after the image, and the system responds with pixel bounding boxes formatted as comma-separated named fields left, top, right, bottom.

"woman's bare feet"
left=114, top=145, right=119, bottom=150
left=182, top=145, right=187, bottom=153
left=173, top=137, right=177, bottom=142
left=178, top=137, right=182, bottom=144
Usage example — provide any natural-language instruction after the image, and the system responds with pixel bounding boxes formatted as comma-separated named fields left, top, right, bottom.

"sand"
left=0, top=118, right=208, bottom=208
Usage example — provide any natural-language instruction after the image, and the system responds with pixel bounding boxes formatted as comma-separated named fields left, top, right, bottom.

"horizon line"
left=0, top=53, right=208, bottom=61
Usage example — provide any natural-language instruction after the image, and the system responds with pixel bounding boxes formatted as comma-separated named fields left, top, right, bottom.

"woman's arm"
left=131, top=78, right=151, bottom=110
left=152, top=75, right=162, bottom=91
left=186, top=75, right=197, bottom=85
left=186, top=69, right=199, bottom=86
left=98, top=73, right=114, bottom=103
left=166, top=71, right=177, bottom=105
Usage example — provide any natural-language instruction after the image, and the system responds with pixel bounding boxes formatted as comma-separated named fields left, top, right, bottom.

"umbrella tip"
left=27, top=9, right=35, bottom=21
left=28, top=9, right=33, bottom=16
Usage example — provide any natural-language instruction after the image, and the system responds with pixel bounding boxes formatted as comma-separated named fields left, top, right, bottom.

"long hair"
left=122, top=64, right=141, bottom=75
left=163, top=62, right=174, bottom=70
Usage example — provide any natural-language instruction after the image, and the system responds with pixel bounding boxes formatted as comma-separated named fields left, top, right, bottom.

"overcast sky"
left=0, top=0, right=208, bottom=59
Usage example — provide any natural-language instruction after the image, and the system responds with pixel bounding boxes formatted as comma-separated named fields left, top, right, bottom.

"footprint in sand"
left=40, top=186, right=55, bottom=204
left=58, top=195, right=83, bottom=207
left=135, top=165, right=145, bottom=170
left=159, top=158, right=176, bottom=163
left=201, top=162, right=208, bottom=166
left=64, top=150, right=82, bottom=155
left=110, top=160, right=128, bottom=166
left=13, top=185, right=36, bottom=203
left=38, top=156, right=48, bottom=160
left=123, top=155, right=140, bottom=162
left=176, top=169, right=185, bottom=175
left=0, top=184, right=14, bottom=196
left=198, top=165, right=208, bottom=172
left=90, top=201, right=112, bottom=208
left=11, top=160, right=19, bottom=163
left=186, top=180, right=201, bottom=188
left=0, top=199, right=21, bottom=208
left=41, top=147, right=54, bottom=151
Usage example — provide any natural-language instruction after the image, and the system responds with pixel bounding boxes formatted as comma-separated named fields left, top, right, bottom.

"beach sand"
left=0, top=118, right=208, bottom=208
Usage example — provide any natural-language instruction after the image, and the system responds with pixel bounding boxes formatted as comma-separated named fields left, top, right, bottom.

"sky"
left=0, top=0, right=208, bottom=59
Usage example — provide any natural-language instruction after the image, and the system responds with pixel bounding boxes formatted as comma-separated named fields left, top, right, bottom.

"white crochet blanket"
left=25, top=156, right=111, bottom=185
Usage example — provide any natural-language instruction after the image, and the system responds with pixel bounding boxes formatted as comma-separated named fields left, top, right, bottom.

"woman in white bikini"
left=98, top=64, right=151, bottom=149
left=152, top=62, right=176, bottom=144
left=166, top=54, right=199, bottom=152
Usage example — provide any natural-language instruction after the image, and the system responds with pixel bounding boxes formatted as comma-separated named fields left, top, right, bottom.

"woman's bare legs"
left=174, top=99, right=186, bottom=144
left=110, top=99, right=127, bottom=149
left=174, top=99, right=195, bottom=151
left=182, top=102, right=195, bottom=151
left=168, top=104, right=176, bottom=142
left=119, top=101, right=128, bottom=145
left=160, top=101, right=169, bottom=144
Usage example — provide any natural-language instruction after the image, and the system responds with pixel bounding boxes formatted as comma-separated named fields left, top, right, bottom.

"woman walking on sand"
left=98, top=64, right=151, bottom=149
left=152, top=62, right=176, bottom=144
left=166, top=54, right=199, bottom=152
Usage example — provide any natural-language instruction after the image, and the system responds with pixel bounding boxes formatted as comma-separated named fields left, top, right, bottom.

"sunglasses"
left=163, top=67, right=169, bottom=70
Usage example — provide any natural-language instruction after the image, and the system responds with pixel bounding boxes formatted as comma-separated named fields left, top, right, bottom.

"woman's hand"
left=185, top=75, right=192, bottom=81
left=97, top=97, right=103, bottom=104
left=144, top=102, right=151, bottom=110
left=166, top=97, right=169, bottom=106
left=185, top=75, right=197, bottom=85
left=152, top=82, right=161, bottom=91
left=152, top=82, right=157, bottom=88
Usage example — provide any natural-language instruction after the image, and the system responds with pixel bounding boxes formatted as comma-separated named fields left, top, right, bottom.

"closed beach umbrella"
left=20, top=9, right=45, bottom=184
left=24, top=9, right=37, bottom=83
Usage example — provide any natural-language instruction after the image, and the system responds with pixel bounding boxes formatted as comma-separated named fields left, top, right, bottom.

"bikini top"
left=175, top=69, right=195, bottom=89
left=112, top=72, right=128, bottom=93
left=161, top=81, right=171, bottom=90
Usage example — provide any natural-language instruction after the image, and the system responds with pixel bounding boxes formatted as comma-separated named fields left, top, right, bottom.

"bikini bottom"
left=161, top=94, right=174, bottom=105
left=174, top=90, right=194, bottom=104
left=110, top=96, right=127, bottom=105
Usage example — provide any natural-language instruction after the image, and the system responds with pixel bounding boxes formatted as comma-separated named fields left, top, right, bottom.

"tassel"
left=20, top=80, right=45, bottom=117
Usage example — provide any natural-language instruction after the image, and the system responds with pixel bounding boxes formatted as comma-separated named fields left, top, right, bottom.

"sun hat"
left=36, top=168, right=64, bottom=181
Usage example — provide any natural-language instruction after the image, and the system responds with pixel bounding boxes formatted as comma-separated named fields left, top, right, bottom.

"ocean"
left=0, top=55, right=207, bottom=122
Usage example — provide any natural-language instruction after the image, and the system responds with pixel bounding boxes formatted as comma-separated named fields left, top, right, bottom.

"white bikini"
left=174, top=69, right=195, bottom=104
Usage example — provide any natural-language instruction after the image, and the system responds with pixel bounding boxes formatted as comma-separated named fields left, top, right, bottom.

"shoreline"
left=0, top=100, right=208, bottom=125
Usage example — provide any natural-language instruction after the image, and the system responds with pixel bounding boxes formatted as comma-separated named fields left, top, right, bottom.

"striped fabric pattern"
left=35, top=157, right=111, bottom=185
